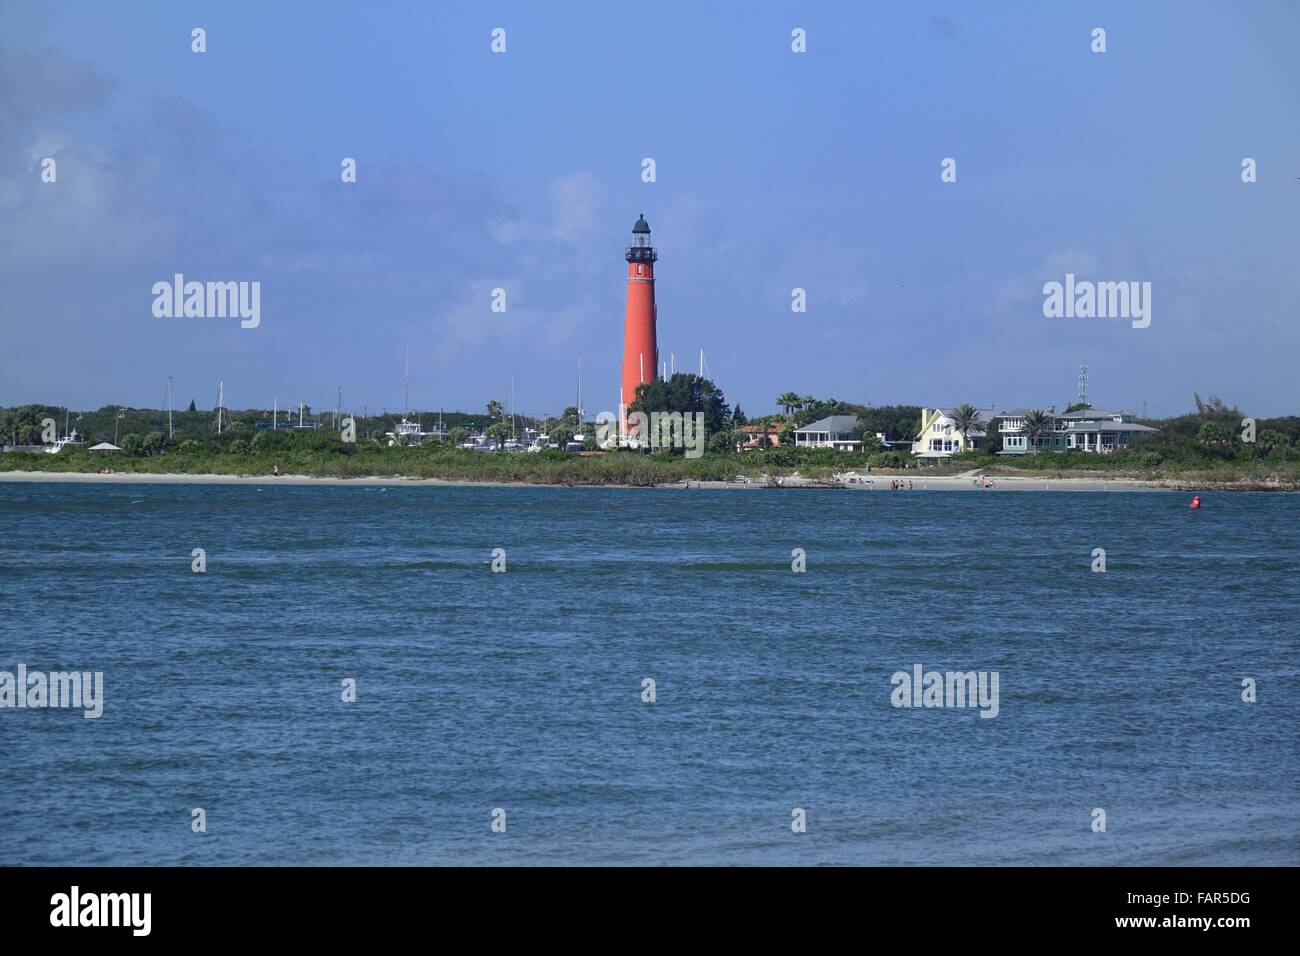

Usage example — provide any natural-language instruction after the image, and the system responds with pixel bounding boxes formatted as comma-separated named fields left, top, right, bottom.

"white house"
left=794, top=415, right=862, bottom=450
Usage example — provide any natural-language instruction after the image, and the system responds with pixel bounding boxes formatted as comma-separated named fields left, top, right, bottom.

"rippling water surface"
left=1, top=481, right=1296, bottom=865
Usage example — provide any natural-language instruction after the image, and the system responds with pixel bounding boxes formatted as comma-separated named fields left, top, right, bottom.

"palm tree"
left=1021, top=409, right=1053, bottom=452
left=776, top=392, right=801, bottom=418
left=949, top=403, right=984, bottom=452
left=549, top=425, right=575, bottom=449
left=487, top=399, right=504, bottom=421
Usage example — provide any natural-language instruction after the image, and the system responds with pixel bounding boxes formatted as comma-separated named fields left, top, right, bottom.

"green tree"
left=187, top=399, right=197, bottom=413
left=0, top=405, right=46, bottom=444
left=708, top=429, right=740, bottom=454
left=1255, top=429, right=1291, bottom=456
left=1021, top=409, right=1053, bottom=452
left=484, top=422, right=511, bottom=448
left=1197, top=421, right=1233, bottom=448
left=949, top=403, right=984, bottom=452
left=487, top=400, right=504, bottom=421
left=549, top=425, right=576, bottom=449
left=448, top=427, right=469, bottom=446
left=777, top=392, right=801, bottom=417
left=851, top=421, right=883, bottom=453
left=982, top=417, right=1004, bottom=456
left=252, top=430, right=288, bottom=453
left=632, top=373, right=731, bottom=439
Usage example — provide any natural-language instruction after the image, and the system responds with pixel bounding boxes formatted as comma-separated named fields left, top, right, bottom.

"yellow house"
left=913, top=407, right=997, bottom=459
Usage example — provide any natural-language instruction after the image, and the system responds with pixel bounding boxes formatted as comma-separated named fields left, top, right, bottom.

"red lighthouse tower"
left=620, top=213, right=658, bottom=441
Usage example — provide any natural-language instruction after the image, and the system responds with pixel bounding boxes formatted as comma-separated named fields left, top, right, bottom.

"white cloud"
left=548, top=170, right=604, bottom=242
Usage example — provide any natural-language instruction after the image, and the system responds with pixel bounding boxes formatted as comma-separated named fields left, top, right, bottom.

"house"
left=913, top=408, right=999, bottom=459
left=996, top=408, right=1067, bottom=454
left=997, top=408, right=1159, bottom=455
left=794, top=415, right=861, bottom=450
left=1057, top=409, right=1160, bottom=453
left=739, top=422, right=783, bottom=449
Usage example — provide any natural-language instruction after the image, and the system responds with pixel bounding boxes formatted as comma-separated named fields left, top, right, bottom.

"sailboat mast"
left=167, top=376, right=174, bottom=439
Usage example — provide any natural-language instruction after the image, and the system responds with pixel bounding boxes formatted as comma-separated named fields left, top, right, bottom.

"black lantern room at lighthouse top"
left=626, top=214, right=657, bottom=263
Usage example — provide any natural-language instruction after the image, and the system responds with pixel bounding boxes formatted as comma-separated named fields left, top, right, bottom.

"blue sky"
left=1, top=1, right=1297, bottom=419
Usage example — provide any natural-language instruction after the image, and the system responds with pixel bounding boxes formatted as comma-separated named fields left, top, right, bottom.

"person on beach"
left=273, top=464, right=280, bottom=477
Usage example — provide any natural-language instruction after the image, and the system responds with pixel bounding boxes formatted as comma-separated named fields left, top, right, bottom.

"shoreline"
left=0, top=469, right=1284, bottom=492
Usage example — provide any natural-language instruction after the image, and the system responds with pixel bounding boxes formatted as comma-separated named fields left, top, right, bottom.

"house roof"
left=1062, top=421, right=1159, bottom=433
left=1055, top=408, right=1131, bottom=420
left=939, top=407, right=998, bottom=421
left=795, top=415, right=860, bottom=434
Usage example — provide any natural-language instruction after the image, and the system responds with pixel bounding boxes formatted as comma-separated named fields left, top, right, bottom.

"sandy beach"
left=0, top=469, right=1223, bottom=492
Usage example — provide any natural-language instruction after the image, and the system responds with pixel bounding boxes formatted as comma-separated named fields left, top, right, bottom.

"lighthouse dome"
left=631, top=214, right=650, bottom=234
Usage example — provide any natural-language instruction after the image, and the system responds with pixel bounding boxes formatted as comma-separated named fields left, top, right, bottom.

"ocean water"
left=1, top=480, right=1296, bottom=866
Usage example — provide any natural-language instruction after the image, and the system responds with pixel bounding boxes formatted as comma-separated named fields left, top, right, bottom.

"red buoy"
left=1189, top=495, right=1201, bottom=509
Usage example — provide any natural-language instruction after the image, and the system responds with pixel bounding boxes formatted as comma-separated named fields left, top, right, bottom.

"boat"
left=384, top=350, right=447, bottom=445
left=46, top=428, right=83, bottom=454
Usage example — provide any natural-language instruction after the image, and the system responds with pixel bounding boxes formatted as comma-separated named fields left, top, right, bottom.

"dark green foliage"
left=631, top=373, right=730, bottom=436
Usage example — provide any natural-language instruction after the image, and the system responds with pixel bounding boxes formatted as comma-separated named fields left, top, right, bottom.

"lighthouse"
left=620, top=213, right=658, bottom=441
